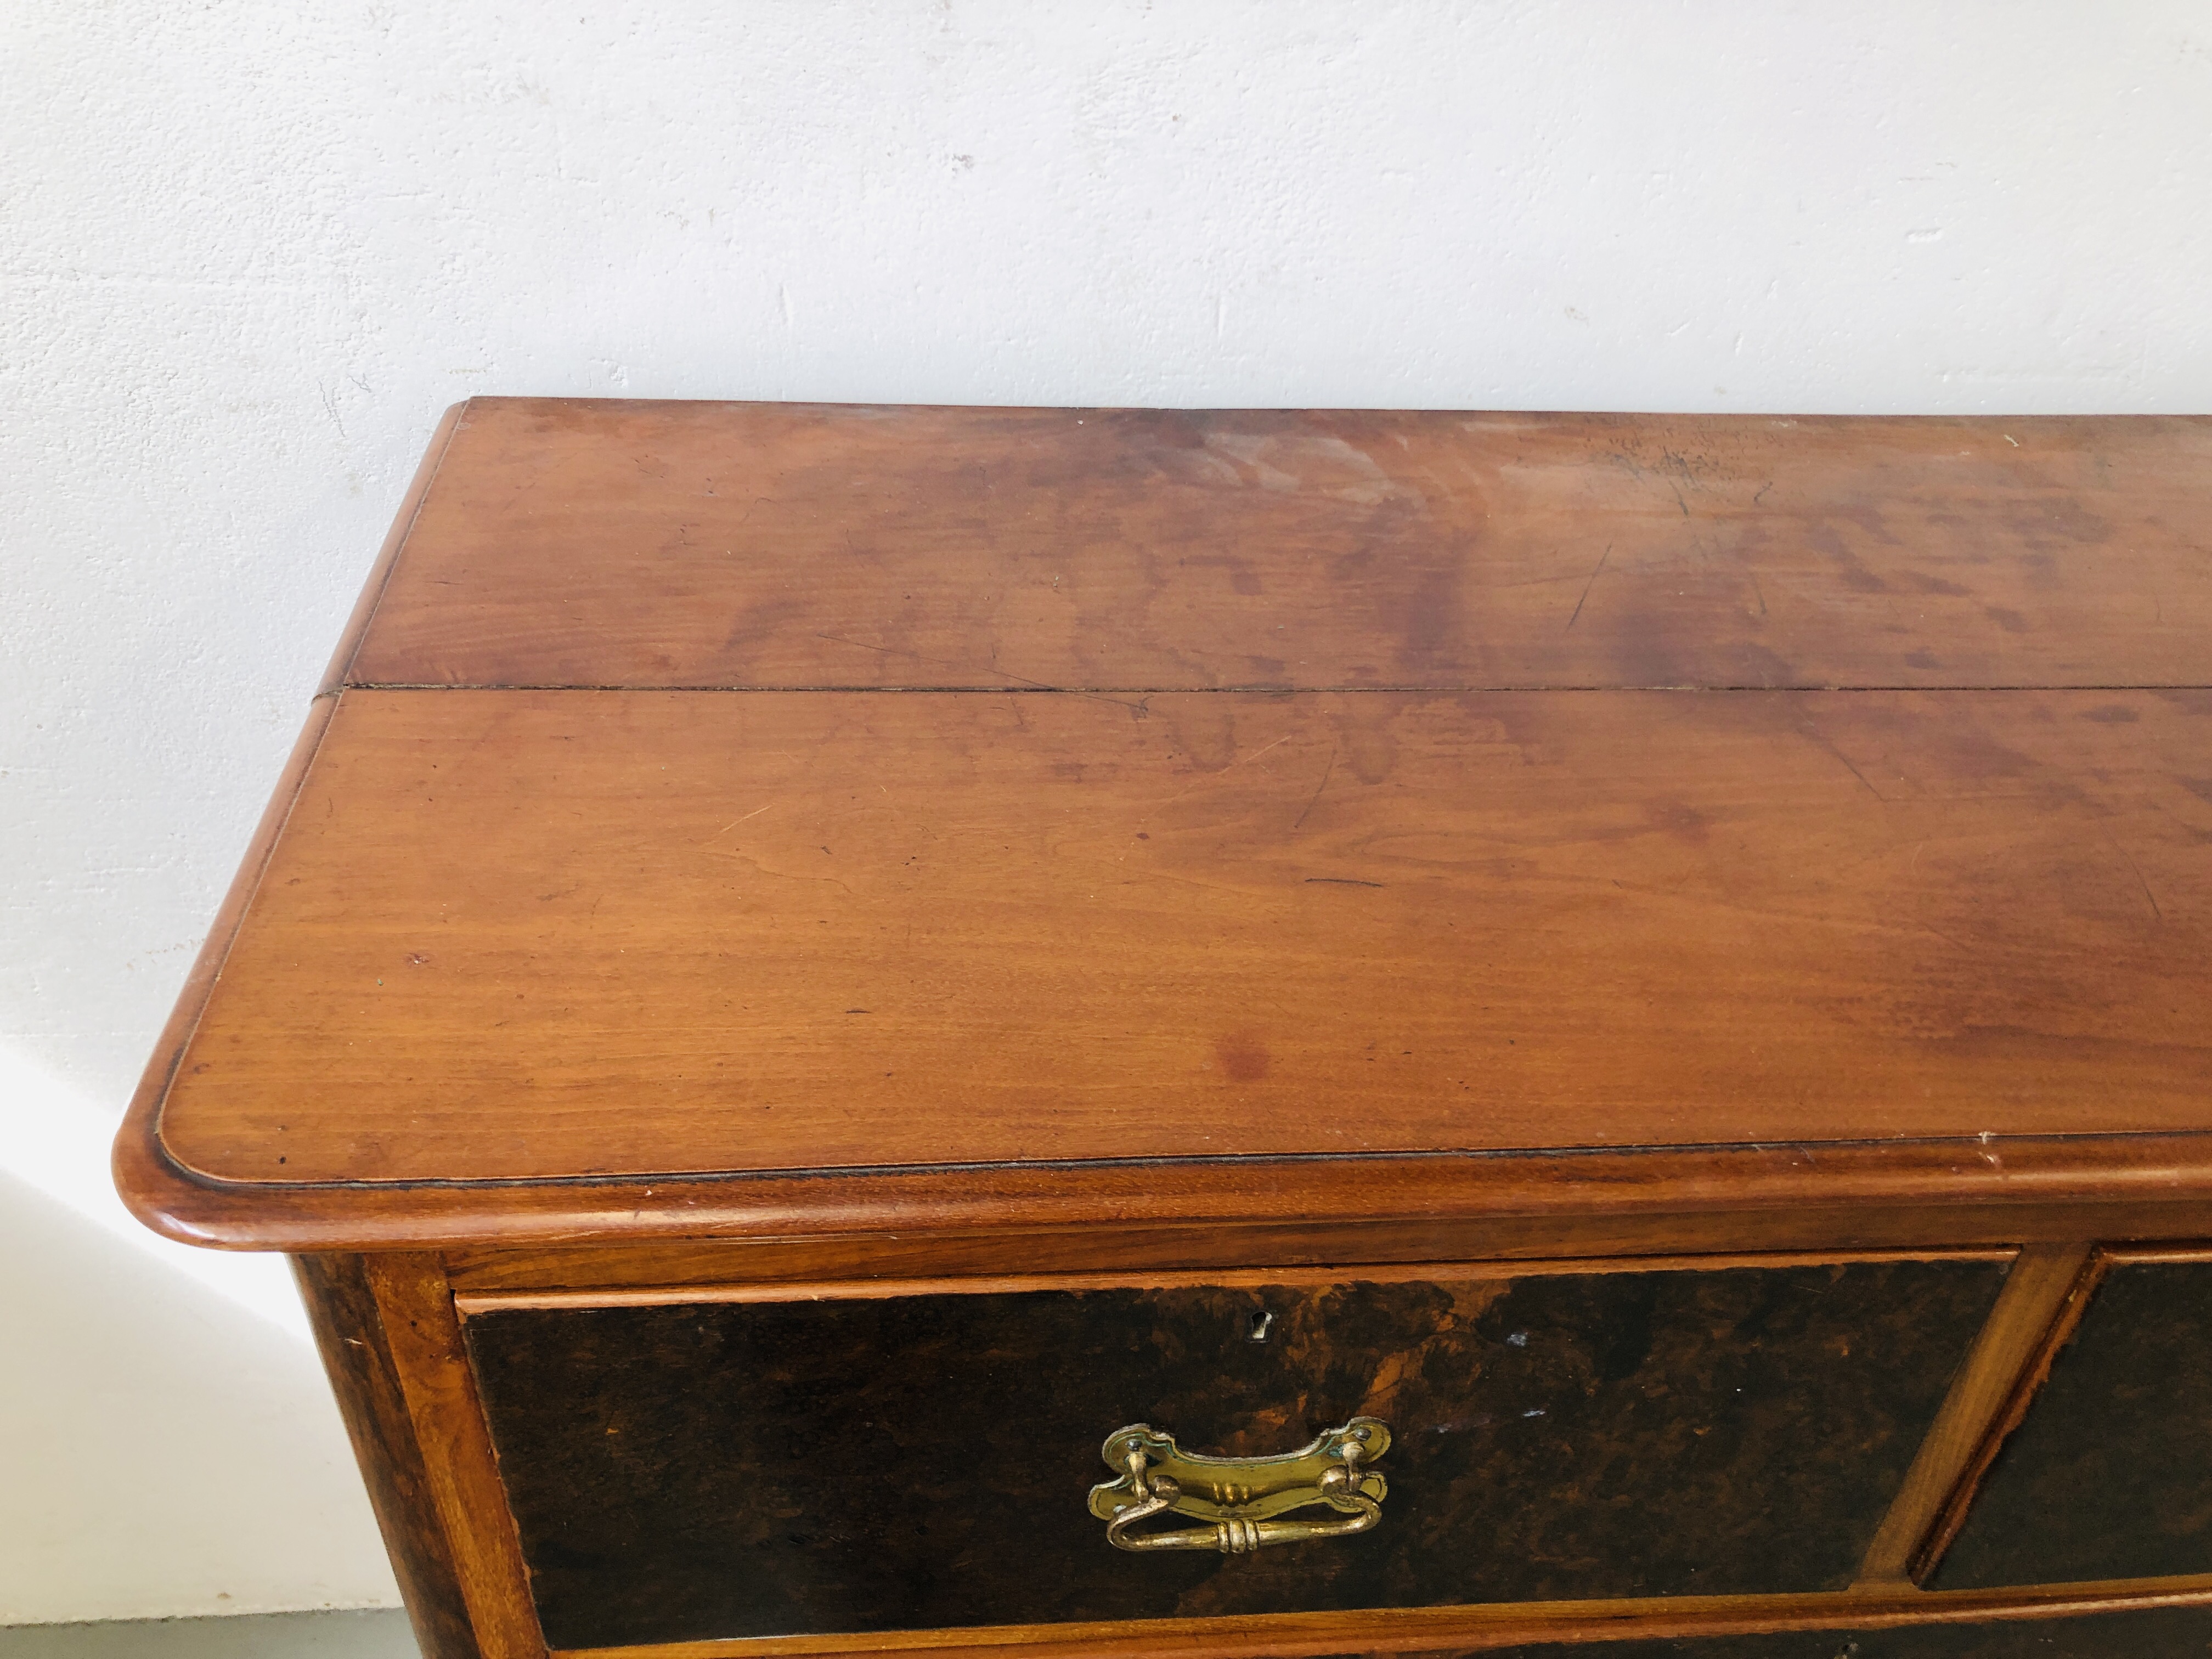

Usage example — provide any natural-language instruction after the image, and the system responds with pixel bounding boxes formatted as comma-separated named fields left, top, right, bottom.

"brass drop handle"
left=1087, top=1417, right=1390, bottom=1554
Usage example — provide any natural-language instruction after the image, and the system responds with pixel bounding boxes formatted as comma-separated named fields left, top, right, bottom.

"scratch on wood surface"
left=1565, top=544, right=1612, bottom=632
left=1294, top=746, right=1338, bottom=830
left=695, top=849, right=855, bottom=896
left=706, top=802, right=778, bottom=839
left=2109, top=834, right=2165, bottom=923
left=1160, top=730, right=1297, bottom=803
left=1796, top=717, right=1888, bottom=802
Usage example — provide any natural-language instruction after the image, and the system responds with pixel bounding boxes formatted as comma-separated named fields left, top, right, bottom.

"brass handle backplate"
left=1086, top=1417, right=1390, bottom=1554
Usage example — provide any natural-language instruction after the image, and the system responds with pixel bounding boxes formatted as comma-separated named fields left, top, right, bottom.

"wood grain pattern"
left=462, top=1261, right=2002, bottom=1647
left=1855, top=1244, right=2097, bottom=1586
left=150, top=685, right=2212, bottom=1190
left=364, top=1254, right=548, bottom=1659
left=348, top=402, right=2212, bottom=692
left=544, top=1576, right=2212, bottom=1659
left=293, top=1254, right=483, bottom=1659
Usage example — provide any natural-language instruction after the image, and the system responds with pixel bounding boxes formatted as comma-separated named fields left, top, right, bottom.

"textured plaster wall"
left=4, top=0, right=2210, bottom=1624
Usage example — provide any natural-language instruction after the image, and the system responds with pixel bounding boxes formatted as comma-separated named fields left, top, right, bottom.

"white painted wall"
left=5, top=0, right=2209, bottom=1623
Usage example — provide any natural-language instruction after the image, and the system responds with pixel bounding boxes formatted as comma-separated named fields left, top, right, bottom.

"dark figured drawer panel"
left=462, top=1260, right=2004, bottom=1651
left=1934, top=1258, right=2212, bottom=1589
left=1311, top=1601, right=2212, bottom=1657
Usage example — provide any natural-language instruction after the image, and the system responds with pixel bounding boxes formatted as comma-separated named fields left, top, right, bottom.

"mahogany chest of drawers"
left=120, top=401, right=2212, bottom=1658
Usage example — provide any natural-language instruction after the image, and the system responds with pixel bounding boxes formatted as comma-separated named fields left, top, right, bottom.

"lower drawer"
left=461, top=1257, right=2002, bottom=1651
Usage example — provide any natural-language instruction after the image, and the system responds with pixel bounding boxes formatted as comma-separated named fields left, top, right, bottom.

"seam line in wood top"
left=334, top=680, right=2212, bottom=693
left=546, top=1573, right=2212, bottom=1658
left=322, top=400, right=469, bottom=695
left=450, top=1248, right=2018, bottom=1316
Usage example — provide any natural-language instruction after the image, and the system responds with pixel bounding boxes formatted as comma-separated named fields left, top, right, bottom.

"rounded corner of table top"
left=112, top=1098, right=274, bottom=1253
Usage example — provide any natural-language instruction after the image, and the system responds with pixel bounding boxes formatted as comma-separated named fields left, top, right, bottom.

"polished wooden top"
left=349, top=402, right=2212, bottom=692
left=120, top=400, right=2212, bottom=1249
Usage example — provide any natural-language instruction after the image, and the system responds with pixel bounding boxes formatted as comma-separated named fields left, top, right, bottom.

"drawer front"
left=1934, top=1258, right=2212, bottom=1589
left=463, top=1260, right=2002, bottom=1651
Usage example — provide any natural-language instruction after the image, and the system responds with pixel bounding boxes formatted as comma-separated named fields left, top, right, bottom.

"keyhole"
left=1247, top=1310, right=1273, bottom=1342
